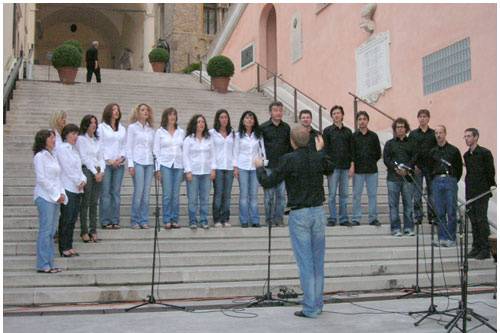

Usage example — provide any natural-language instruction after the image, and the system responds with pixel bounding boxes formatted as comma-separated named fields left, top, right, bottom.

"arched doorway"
left=259, top=4, right=277, bottom=79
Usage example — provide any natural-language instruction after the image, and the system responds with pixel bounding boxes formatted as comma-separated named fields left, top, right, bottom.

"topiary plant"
left=148, top=48, right=169, bottom=63
left=52, top=44, right=83, bottom=69
left=182, top=62, right=201, bottom=74
left=62, top=40, right=83, bottom=55
left=207, top=55, right=235, bottom=77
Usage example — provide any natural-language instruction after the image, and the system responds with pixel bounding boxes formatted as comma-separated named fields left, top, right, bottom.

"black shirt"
left=85, top=47, right=98, bottom=66
left=383, top=136, right=416, bottom=182
left=256, top=147, right=334, bottom=209
left=408, top=127, right=437, bottom=170
left=352, top=129, right=381, bottom=174
left=323, top=124, right=353, bottom=169
left=464, top=145, right=496, bottom=199
left=307, top=128, right=320, bottom=151
left=260, top=120, right=292, bottom=169
left=429, top=142, right=463, bottom=181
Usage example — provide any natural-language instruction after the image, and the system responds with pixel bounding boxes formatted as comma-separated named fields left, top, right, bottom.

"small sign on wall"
left=355, top=31, right=392, bottom=103
left=291, top=13, right=303, bottom=63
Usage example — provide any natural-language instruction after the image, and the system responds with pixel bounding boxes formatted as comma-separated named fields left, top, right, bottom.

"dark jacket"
left=256, top=147, right=334, bottom=209
left=383, top=136, right=417, bottom=182
left=429, top=142, right=463, bottom=181
left=408, top=127, right=437, bottom=170
left=352, top=129, right=381, bottom=174
left=260, top=120, right=292, bottom=169
left=323, top=124, right=353, bottom=169
left=464, top=145, right=496, bottom=199
left=85, top=47, right=98, bottom=67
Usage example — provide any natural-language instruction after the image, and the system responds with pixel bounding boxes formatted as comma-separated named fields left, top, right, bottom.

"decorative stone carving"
left=360, top=3, right=377, bottom=33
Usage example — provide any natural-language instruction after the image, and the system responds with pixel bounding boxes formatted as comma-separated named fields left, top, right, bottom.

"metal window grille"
left=423, top=38, right=471, bottom=95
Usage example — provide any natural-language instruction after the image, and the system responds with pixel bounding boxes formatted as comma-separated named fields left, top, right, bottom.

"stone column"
left=143, top=3, right=155, bottom=72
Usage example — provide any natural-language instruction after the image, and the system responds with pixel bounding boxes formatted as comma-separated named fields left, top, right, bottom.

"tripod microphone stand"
left=126, top=157, right=186, bottom=312
left=444, top=188, right=496, bottom=332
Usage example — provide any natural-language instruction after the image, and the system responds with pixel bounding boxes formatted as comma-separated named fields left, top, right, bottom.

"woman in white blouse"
left=183, top=114, right=216, bottom=229
left=55, top=124, right=87, bottom=257
left=234, top=111, right=266, bottom=227
left=209, top=109, right=235, bottom=228
left=127, top=103, right=155, bottom=229
left=97, top=103, right=127, bottom=229
left=33, top=129, right=67, bottom=273
left=76, top=115, right=105, bottom=243
left=153, top=108, right=185, bottom=229
left=49, top=110, right=67, bottom=151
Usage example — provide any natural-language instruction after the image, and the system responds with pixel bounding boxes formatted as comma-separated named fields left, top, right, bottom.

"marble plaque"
left=291, top=13, right=303, bottom=63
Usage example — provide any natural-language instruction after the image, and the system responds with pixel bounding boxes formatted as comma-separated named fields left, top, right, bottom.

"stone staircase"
left=3, top=66, right=495, bottom=307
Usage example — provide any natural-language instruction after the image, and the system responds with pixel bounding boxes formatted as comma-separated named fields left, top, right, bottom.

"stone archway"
left=259, top=4, right=277, bottom=79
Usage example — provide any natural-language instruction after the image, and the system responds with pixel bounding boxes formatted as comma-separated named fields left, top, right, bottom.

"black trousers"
left=86, top=66, right=101, bottom=83
left=467, top=196, right=491, bottom=251
left=58, top=191, right=82, bottom=254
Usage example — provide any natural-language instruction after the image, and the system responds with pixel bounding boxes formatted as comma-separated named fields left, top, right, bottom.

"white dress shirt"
left=75, top=133, right=106, bottom=175
left=97, top=122, right=127, bottom=162
left=182, top=135, right=216, bottom=175
left=153, top=127, right=185, bottom=171
left=233, top=132, right=267, bottom=171
left=55, top=142, right=87, bottom=194
left=209, top=128, right=235, bottom=171
left=33, top=150, right=68, bottom=204
left=126, top=121, right=155, bottom=167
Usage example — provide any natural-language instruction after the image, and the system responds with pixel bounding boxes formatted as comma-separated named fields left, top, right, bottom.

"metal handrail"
left=349, top=92, right=395, bottom=129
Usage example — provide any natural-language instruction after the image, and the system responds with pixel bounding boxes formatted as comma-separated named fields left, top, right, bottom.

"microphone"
left=440, top=158, right=451, bottom=167
left=395, top=161, right=412, bottom=171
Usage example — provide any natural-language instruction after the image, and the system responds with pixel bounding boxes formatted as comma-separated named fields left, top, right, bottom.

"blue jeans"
left=387, top=180, right=414, bottom=233
left=186, top=174, right=210, bottom=226
left=100, top=164, right=125, bottom=226
left=213, top=169, right=234, bottom=223
left=288, top=206, right=326, bottom=318
left=35, top=197, right=60, bottom=270
left=131, top=163, right=154, bottom=226
left=238, top=169, right=260, bottom=226
left=414, top=168, right=435, bottom=222
left=264, top=171, right=286, bottom=224
left=352, top=173, right=378, bottom=223
left=432, top=176, right=458, bottom=242
left=160, top=166, right=183, bottom=224
left=327, top=169, right=349, bottom=224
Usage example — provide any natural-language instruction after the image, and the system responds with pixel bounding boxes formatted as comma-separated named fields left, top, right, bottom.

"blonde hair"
left=49, top=110, right=67, bottom=133
left=130, top=103, right=154, bottom=127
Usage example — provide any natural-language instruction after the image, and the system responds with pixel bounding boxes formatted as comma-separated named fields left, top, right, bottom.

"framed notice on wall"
left=355, top=31, right=392, bottom=103
left=241, top=42, right=255, bottom=70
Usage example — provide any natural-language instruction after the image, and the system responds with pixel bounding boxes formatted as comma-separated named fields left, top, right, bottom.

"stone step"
left=3, top=270, right=494, bottom=306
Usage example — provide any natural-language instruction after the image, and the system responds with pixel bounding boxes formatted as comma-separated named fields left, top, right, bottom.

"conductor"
left=255, top=126, right=333, bottom=318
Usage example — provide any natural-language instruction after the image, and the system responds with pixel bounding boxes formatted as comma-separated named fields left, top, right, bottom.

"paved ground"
left=3, top=293, right=496, bottom=333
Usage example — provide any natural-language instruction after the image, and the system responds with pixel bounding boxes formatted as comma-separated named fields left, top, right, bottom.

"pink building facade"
left=217, top=3, right=497, bottom=161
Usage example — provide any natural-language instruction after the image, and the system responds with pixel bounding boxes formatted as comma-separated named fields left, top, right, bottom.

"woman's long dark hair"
left=238, top=110, right=261, bottom=138
left=33, top=129, right=55, bottom=155
left=186, top=114, right=209, bottom=138
left=102, top=103, right=121, bottom=131
left=213, top=109, right=233, bottom=135
left=79, top=114, right=99, bottom=138
left=161, top=107, right=178, bottom=130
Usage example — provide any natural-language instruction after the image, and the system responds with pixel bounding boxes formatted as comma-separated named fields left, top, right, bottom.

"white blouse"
left=233, top=132, right=267, bottom=171
left=126, top=121, right=155, bottom=167
left=153, top=127, right=185, bottom=171
left=55, top=142, right=87, bottom=194
left=75, top=133, right=105, bottom=175
left=97, top=122, right=127, bottom=162
left=209, top=128, right=235, bottom=171
left=33, top=150, right=68, bottom=204
left=54, top=130, right=63, bottom=151
left=182, top=135, right=216, bottom=175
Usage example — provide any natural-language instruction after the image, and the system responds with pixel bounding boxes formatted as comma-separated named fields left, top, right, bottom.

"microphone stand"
left=444, top=188, right=496, bottom=332
left=126, top=155, right=187, bottom=312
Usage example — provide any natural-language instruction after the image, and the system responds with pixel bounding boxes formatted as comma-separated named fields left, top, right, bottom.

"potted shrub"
left=148, top=48, right=169, bottom=72
left=62, top=40, right=83, bottom=55
left=52, top=43, right=82, bottom=84
left=207, top=55, right=235, bottom=93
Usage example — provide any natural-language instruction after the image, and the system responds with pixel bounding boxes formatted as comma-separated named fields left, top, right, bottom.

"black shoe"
left=294, top=311, right=309, bottom=318
left=369, top=219, right=381, bottom=226
left=251, top=224, right=261, bottom=228
left=327, top=220, right=337, bottom=227
left=241, top=224, right=249, bottom=228
left=475, top=250, right=491, bottom=260
left=415, top=220, right=422, bottom=225
left=339, top=221, right=352, bottom=227
left=468, top=247, right=480, bottom=258
left=351, top=220, right=360, bottom=226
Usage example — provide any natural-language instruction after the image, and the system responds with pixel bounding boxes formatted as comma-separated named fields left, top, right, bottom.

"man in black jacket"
left=463, top=128, right=496, bottom=259
left=299, top=109, right=323, bottom=151
left=429, top=125, right=462, bottom=247
left=86, top=41, right=101, bottom=83
left=256, top=126, right=333, bottom=318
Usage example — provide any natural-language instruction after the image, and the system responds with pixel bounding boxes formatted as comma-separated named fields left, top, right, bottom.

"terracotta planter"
left=211, top=76, right=230, bottom=93
left=57, top=67, right=78, bottom=84
left=151, top=62, right=166, bottom=72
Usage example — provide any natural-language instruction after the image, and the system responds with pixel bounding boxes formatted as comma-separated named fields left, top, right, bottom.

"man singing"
left=298, top=109, right=323, bottom=151
left=429, top=125, right=462, bottom=247
left=463, top=128, right=496, bottom=259
left=255, top=127, right=333, bottom=318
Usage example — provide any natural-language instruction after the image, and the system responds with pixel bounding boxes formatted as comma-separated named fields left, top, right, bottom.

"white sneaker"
left=223, top=222, right=232, bottom=227
left=214, top=222, right=223, bottom=228
left=202, top=224, right=209, bottom=230
left=392, top=231, right=402, bottom=237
